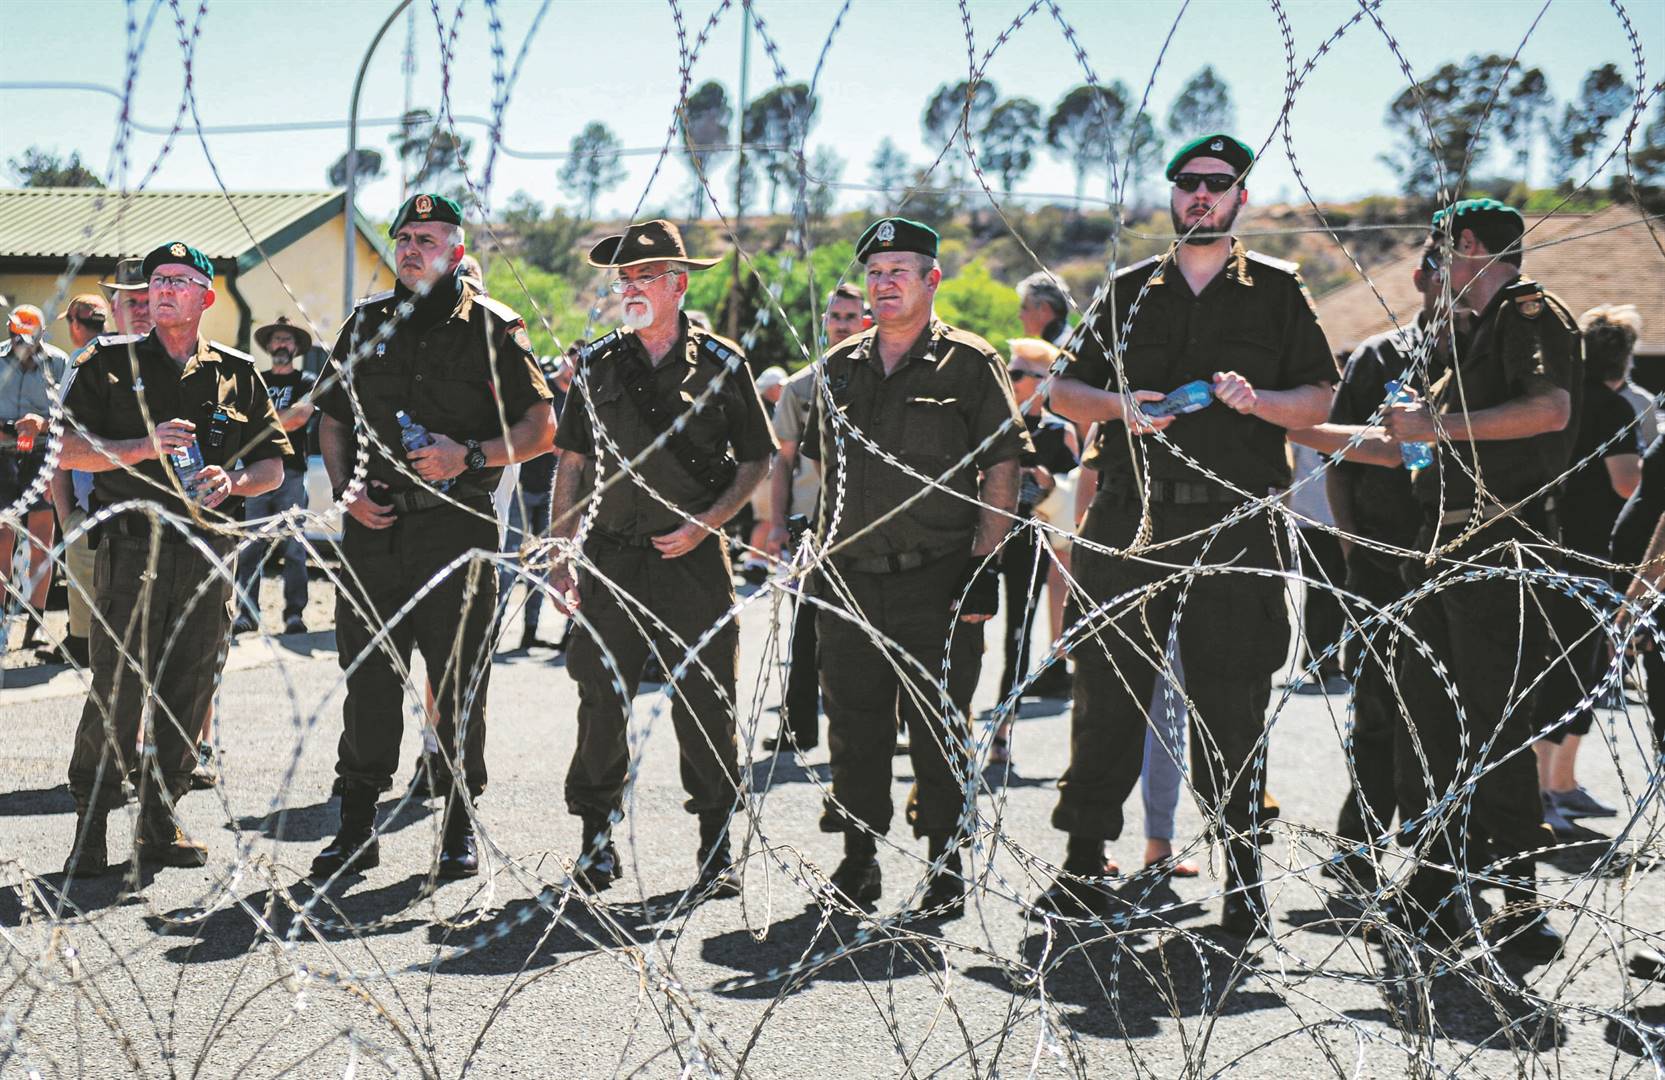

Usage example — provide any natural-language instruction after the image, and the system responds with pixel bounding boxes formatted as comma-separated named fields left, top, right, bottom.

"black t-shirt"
left=1612, top=432, right=1665, bottom=568
left=1559, top=380, right=1640, bottom=560
left=1328, top=323, right=1428, bottom=563
left=261, top=367, right=316, bottom=471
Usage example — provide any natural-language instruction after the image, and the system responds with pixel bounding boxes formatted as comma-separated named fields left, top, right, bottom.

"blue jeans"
left=1142, top=648, right=1187, bottom=841
left=235, top=469, right=309, bottom=622
left=500, top=489, right=553, bottom=634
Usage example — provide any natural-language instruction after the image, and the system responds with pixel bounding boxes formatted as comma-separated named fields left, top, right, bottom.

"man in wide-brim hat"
left=550, top=217, right=776, bottom=900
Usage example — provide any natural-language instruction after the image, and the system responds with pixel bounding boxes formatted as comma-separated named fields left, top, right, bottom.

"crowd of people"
left=3, top=132, right=1661, bottom=977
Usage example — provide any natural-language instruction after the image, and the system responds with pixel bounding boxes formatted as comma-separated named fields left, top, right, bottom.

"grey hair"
left=1017, top=271, right=1069, bottom=317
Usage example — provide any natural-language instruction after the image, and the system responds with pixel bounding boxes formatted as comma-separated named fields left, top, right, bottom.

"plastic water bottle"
left=169, top=442, right=206, bottom=501
left=1142, top=379, right=1215, bottom=419
left=1384, top=379, right=1433, bottom=470
left=395, top=410, right=452, bottom=492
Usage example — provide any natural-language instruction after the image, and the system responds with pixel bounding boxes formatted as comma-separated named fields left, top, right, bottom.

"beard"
left=1171, top=197, right=1241, bottom=246
left=270, top=348, right=294, bottom=364
left=622, top=297, right=656, bottom=330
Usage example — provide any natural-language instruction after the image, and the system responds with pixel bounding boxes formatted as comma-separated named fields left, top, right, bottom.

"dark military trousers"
left=334, top=506, right=498, bottom=797
left=565, top=533, right=740, bottom=819
left=997, top=521, right=1048, bottom=702
left=1335, top=550, right=1408, bottom=846
left=68, top=528, right=236, bottom=812
left=817, top=552, right=983, bottom=839
left=1054, top=497, right=1290, bottom=842
left=1394, top=517, right=1554, bottom=906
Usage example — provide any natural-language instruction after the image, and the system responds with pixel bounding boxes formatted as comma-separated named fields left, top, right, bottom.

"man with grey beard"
left=548, top=219, right=776, bottom=900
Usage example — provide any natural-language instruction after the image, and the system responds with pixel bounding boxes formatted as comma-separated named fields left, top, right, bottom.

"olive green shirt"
left=1066, top=241, right=1337, bottom=492
left=1414, top=276, right=1581, bottom=509
left=803, top=320, right=1031, bottom=560
left=61, top=331, right=290, bottom=524
left=315, top=279, right=552, bottom=497
left=555, top=317, right=778, bottom=538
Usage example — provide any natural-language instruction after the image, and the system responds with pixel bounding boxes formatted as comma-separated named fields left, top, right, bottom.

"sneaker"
left=283, top=615, right=307, bottom=635
left=1549, top=785, right=1617, bottom=819
left=1540, top=793, right=1582, bottom=840
left=1027, top=663, right=1073, bottom=699
left=231, top=616, right=258, bottom=636
left=190, top=743, right=219, bottom=790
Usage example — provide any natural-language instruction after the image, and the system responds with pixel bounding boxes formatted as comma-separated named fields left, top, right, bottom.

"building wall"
left=237, top=215, right=394, bottom=371
left=0, top=213, right=391, bottom=367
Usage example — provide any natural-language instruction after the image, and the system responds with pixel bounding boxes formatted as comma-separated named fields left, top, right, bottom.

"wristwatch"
left=464, top=439, right=486, bottom=473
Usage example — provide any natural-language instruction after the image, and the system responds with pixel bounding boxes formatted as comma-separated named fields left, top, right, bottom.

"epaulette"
left=695, top=330, right=747, bottom=369
left=1245, top=250, right=1301, bottom=275
left=209, top=341, right=254, bottom=363
left=474, top=293, right=523, bottom=325
left=938, top=323, right=997, bottom=350
left=1501, top=277, right=1547, bottom=320
left=354, top=289, right=395, bottom=309
left=1110, top=254, right=1163, bottom=279
left=93, top=333, right=142, bottom=348
left=579, top=330, right=621, bottom=364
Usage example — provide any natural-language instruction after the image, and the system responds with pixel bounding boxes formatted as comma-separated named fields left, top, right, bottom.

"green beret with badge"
left=389, top=192, right=464, bottom=235
left=141, top=241, right=214, bottom=283
left=1430, top=197, right=1524, bottom=257
left=1165, top=133, right=1255, bottom=181
left=855, top=217, right=938, bottom=263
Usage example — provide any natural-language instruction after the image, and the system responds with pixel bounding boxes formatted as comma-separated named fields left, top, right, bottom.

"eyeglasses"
left=609, top=269, right=682, bottom=294
left=1007, top=369, right=1042, bottom=380
left=1419, top=252, right=1443, bottom=273
left=1172, top=172, right=1237, bottom=194
left=150, top=273, right=210, bottom=291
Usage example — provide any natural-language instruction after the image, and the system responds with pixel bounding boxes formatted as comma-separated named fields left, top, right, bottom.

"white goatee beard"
left=622, top=298, right=655, bottom=330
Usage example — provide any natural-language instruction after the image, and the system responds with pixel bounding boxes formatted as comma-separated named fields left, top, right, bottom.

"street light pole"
left=344, top=0, right=415, bottom=320
left=726, top=2, right=751, bottom=342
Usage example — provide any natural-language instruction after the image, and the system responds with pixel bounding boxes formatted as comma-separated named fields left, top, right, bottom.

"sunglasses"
left=1420, top=252, right=1443, bottom=273
left=1007, top=369, right=1042, bottom=380
left=1172, top=172, right=1237, bottom=194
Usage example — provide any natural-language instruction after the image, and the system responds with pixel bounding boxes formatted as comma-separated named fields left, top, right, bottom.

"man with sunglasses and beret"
left=57, top=241, right=291, bottom=878
left=547, top=219, right=775, bottom=900
left=1038, top=134, right=1337, bottom=936
left=800, top=216, right=1030, bottom=920
left=310, top=193, right=555, bottom=883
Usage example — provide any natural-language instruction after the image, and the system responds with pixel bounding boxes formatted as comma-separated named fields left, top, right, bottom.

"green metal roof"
left=0, top=187, right=392, bottom=270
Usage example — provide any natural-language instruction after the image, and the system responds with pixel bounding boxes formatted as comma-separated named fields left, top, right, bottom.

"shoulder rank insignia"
left=354, top=289, right=395, bottom=309
left=511, top=324, right=533, bottom=353
left=1516, top=295, right=1542, bottom=319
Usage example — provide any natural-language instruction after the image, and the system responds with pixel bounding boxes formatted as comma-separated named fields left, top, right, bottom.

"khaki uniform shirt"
left=555, top=316, right=778, bottom=538
left=0, top=339, right=69, bottom=421
left=315, top=279, right=552, bottom=497
left=1414, top=276, right=1581, bottom=509
left=1065, top=240, right=1336, bottom=493
left=60, top=331, right=290, bottom=524
left=803, top=320, right=1031, bottom=560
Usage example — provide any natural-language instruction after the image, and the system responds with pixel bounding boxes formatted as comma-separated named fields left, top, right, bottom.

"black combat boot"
left=1033, top=835, right=1115, bottom=918
left=134, top=791, right=208, bottom=868
left=1219, top=838, right=1270, bottom=940
left=438, top=792, right=480, bottom=879
left=694, top=811, right=741, bottom=899
left=574, top=814, right=620, bottom=893
left=910, top=834, right=965, bottom=921
left=829, top=829, right=882, bottom=910
left=1489, top=859, right=1562, bottom=965
left=63, top=806, right=110, bottom=878
left=310, top=784, right=380, bottom=879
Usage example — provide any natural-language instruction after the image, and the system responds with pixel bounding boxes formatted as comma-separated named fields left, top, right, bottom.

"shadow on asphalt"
left=745, top=757, right=830, bottom=789
left=146, top=873, right=430, bottom=963
left=429, top=887, right=692, bottom=975
left=0, top=783, right=75, bottom=817
left=701, top=902, right=953, bottom=1000
left=1604, top=1005, right=1665, bottom=1058
left=229, top=794, right=436, bottom=844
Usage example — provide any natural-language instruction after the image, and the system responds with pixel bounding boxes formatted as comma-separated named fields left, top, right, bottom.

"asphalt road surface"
left=2, top=574, right=1663, bottom=1078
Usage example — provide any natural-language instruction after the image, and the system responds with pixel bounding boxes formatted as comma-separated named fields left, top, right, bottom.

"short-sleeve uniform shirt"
left=555, top=317, right=777, bottom=538
left=315, top=279, right=552, bottom=497
left=1328, top=319, right=1435, bottom=556
left=803, top=320, right=1032, bottom=560
left=61, top=331, right=290, bottom=524
left=0, top=340, right=69, bottom=421
left=1065, top=241, right=1336, bottom=492
left=1559, top=379, right=1640, bottom=560
left=1414, top=278, right=1581, bottom=510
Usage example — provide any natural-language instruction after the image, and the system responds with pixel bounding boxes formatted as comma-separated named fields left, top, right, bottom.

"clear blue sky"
left=1, top=0, right=1657, bottom=221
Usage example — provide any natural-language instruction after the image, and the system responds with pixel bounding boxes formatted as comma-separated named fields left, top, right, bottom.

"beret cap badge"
left=170, top=243, right=186, bottom=257
left=414, top=194, right=434, bottom=216
left=876, top=221, right=896, bottom=244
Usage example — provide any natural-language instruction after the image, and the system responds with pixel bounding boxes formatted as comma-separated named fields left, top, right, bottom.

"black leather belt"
left=103, top=514, right=230, bottom=549
left=386, top=486, right=489, bottom=515
left=836, top=543, right=964, bottom=575
left=1148, top=479, right=1247, bottom=504
left=589, top=526, right=662, bottom=549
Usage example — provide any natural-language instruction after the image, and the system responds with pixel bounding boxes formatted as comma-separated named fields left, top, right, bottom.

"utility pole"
left=726, top=2, right=751, bottom=342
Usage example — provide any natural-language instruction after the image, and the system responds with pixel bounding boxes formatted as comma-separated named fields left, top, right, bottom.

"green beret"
left=1431, top=197, right=1524, bottom=235
left=856, top=217, right=938, bottom=263
left=390, top=192, right=464, bottom=236
left=1165, top=133, right=1254, bottom=181
left=141, top=242, right=214, bottom=283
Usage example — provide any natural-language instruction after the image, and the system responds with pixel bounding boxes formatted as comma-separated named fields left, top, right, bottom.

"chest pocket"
left=1121, top=321, right=1170, bottom=388
left=678, top=384, right=731, bottom=456
left=422, top=343, right=496, bottom=437
left=1217, top=313, right=1282, bottom=386
left=901, top=395, right=968, bottom=456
